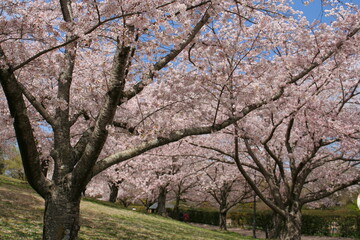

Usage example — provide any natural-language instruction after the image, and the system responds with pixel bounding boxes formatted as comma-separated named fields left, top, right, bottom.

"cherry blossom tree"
left=121, top=143, right=208, bottom=216
left=86, top=160, right=145, bottom=206
left=84, top=173, right=109, bottom=200
left=234, top=106, right=359, bottom=240
left=149, top=143, right=213, bottom=217
left=170, top=163, right=203, bottom=218
left=191, top=2, right=360, bottom=238
left=197, top=162, right=252, bottom=230
left=0, top=0, right=359, bottom=239
left=191, top=54, right=360, bottom=239
left=97, top=164, right=134, bottom=204
left=88, top=160, right=154, bottom=210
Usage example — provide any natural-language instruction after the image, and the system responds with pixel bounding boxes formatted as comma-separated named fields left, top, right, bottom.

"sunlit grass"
left=0, top=175, right=256, bottom=240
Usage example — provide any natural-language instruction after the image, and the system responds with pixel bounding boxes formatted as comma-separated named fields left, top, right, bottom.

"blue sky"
left=293, top=1, right=329, bottom=22
left=291, top=0, right=359, bottom=23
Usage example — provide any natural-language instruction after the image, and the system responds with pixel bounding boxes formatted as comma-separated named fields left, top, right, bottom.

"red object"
left=183, top=213, right=190, bottom=222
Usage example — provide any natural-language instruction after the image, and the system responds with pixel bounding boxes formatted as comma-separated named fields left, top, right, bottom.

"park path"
left=228, top=228, right=355, bottom=240
left=190, top=223, right=356, bottom=240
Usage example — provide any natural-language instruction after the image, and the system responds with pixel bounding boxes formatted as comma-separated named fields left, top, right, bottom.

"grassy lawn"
left=0, top=175, right=256, bottom=240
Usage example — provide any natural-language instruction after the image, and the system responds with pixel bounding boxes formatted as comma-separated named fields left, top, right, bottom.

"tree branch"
left=0, top=69, right=51, bottom=197
left=12, top=79, right=55, bottom=126
left=188, top=142, right=235, bottom=159
left=120, top=10, right=211, bottom=103
left=287, top=26, right=360, bottom=84
left=92, top=95, right=274, bottom=176
left=73, top=43, right=131, bottom=188
left=301, top=177, right=360, bottom=205
left=72, top=127, right=94, bottom=161
left=232, top=127, right=286, bottom=217
left=112, top=121, right=138, bottom=135
left=10, top=11, right=141, bottom=72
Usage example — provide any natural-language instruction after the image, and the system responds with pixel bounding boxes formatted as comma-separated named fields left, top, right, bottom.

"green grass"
left=0, top=175, right=256, bottom=240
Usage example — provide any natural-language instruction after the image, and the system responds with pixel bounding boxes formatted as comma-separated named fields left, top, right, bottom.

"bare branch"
left=69, top=110, right=90, bottom=126
left=133, top=100, right=183, bottom=129
left=232, top=126, right=286, bottom=217
left=188, top=142, right=235, bottom=159
left=72, top=127, right=94, bottom=161
left=285, top=118, right=294, bottom=154
left=59, top=0, right=73, bottom=22
left=188, top=42, right=196, bottom=66
left=155, top=12, right=210, bottom=71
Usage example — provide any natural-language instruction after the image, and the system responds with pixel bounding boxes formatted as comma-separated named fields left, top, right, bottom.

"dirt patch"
left=229, top=228, right=355, bottom=240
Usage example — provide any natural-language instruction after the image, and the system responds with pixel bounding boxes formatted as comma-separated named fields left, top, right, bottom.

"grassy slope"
left=0, top=176, right=255, bottom=240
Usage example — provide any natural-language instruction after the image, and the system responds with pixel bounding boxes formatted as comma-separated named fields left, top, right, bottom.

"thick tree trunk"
left=279, top=209, right=302, bottom=240
left=219, top=210, right=228, bottom=230
left=43, top=193, right=81, bottom=240
left=157, top=186, right=167, bottom=216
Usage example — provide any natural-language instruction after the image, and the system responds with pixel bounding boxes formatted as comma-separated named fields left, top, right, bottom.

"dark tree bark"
left=219, top=209, right=228, bottom=230
left=279, top=204, right=302, bottom=240
left=108, top=182, right=119, bottom=203
left=43, top=190, right=81, bottom=240
left=41, top=158, right=50, bottom=177
left=0, top=161, right=4, bottom=175
left=157, top=186, right=167, bottom=216
left=173, top=194, right=181, bottom=219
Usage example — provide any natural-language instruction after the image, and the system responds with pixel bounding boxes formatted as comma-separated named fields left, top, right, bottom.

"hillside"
left=0, top=176, right=255, bottom=240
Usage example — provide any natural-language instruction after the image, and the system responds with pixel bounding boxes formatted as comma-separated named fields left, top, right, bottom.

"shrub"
left=170, top=208, right=220, bottom=226
left=301, top=214, right=334, bottom=236
left=231, top=210, right=276, bottom=233
left=186, top=208, right=219, bottom=226
left=228, top=210, right=360, bottom=238
left=171, top=206, right=359, bottom=238
left=337, top=215, right=359, bottom=238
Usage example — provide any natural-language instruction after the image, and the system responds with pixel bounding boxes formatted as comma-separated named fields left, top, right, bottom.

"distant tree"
left=171, top=166, right=201, bottom=218
left=0, top=145, right=4, bottom=175
left=198, top=162, right=252, bottom=230
left=108, top=180, right=122, bottom=203
left=2, top=145, right=24, bottom=180
left=116, top=181, right=137, bottom=208
left=128, top=146, right=195, bottom=217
